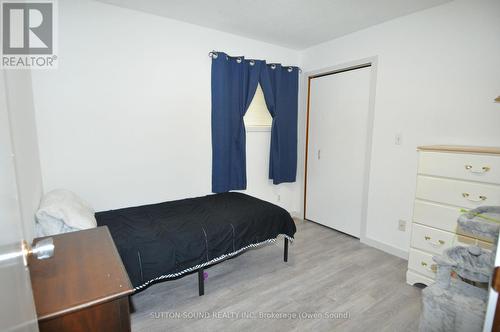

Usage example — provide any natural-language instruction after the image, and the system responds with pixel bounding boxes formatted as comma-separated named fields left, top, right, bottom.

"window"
left=244, top=84, right=272, bottom=131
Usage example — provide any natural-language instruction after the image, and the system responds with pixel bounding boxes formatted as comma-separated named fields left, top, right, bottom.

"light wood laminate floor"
left=131, top=219, right=422, bottom=331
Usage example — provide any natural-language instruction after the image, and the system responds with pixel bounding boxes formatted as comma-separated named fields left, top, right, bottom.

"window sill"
left=246, top=125, right=271, bottom=132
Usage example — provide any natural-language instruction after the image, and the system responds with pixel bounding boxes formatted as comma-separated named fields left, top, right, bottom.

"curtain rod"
left=208, top=51, right=302, bottom=73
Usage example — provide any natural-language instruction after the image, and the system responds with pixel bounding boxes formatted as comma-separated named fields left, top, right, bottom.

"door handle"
left=22, top=238, right=54, bottom=266
left=0, top=238, right=54, bottom=267
left=318, top=149, right=321, bottom=160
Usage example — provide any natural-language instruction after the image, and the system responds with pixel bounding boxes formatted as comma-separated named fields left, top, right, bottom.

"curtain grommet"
left=270, top=64, right=276, bottom=70
left=249, top=60, right=255, bottom=66
left=287, top=67, right=293, bottom=72
left=236, top=57, right=242, bottom=63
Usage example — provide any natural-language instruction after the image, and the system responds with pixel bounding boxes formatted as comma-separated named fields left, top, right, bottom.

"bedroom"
left=1, top=0, right=500, bottom=331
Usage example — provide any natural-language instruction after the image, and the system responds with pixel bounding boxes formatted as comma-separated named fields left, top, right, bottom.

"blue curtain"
left=211, top=53, right=262, bottom=193
left=260, top=64, right=299, bottom=184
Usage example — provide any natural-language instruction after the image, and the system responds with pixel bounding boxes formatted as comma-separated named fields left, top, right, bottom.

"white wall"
left=31, top=0, right=301, bottom=213
left=299, top=0, right=500, bottom=256
left=31, top=0, right=500, bottom=258
left=2, top=70, right=44, bottom=242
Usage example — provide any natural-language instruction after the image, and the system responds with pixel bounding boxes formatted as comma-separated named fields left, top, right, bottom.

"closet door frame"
left=302, top=56, right=378, bottom=242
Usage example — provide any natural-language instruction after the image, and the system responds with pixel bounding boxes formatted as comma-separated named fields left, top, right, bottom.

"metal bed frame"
left=196, top=238, right=289, bottom=296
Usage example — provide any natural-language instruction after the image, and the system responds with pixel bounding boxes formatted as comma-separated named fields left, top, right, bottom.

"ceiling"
left=98, top=0, right=453, bottom=49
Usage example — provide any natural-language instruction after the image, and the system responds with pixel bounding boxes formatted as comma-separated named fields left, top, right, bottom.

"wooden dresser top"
left=418, top=145, right=500, bottom=155
left=29, top=226, right=133, bottom=321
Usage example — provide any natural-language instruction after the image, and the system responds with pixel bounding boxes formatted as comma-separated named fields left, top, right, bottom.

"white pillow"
left=35, top=215, right=79, bottom=237
left=36, top=189, right=97, bottom=230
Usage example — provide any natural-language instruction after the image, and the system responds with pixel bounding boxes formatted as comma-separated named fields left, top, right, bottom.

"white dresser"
left=407, top=145, right=500, bottom=286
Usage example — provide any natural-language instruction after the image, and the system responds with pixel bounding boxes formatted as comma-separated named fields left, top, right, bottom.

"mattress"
left=95, top=192, right=296, bottom=290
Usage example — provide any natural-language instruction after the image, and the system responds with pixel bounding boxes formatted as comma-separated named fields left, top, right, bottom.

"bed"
left=95, top=192, right=296, bottom=295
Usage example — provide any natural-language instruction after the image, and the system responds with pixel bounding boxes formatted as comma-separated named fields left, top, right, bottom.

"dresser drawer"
left=411, top=223, right=476, bottom=255
left=413, top=200, right=460, bottom=233
left=408, top=249, right=436, bottom=279
left=419, top=151, right=500, bottom=184
left=416, top=176, right=500, bottom=208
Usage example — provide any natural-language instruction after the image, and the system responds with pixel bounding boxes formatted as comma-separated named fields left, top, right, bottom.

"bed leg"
left=284, top=238, right=289, bottom=262
left=198, top=268, right=204, bottom=296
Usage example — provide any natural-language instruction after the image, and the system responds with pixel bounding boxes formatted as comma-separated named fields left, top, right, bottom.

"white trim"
left=302, top=56, right=379, bottom=245
left=361, top=236, right=409, bottom=260
left=134, top=234, right=294, bottom=291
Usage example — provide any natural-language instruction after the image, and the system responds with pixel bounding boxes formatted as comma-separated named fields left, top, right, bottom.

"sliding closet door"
left=305, top=66, right=371, bottom=238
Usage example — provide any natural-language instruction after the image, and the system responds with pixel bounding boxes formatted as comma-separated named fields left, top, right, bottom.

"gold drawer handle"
left=421, top=261, right=437, bottom=272
left=465, top=165, right=491, bottom=173
left=431, top=240, right=446, bottom=246
left=424, top=236, right=445, bottom=246
left=462, top=193, right=487, bottom=202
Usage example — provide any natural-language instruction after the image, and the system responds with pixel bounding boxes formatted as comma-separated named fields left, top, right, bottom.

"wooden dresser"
left=29, top=227, right=134, bottom=332
left=407, top=145, right=500, bottom=286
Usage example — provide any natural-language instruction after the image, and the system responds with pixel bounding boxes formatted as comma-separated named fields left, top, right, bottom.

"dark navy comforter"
left=96, top=192, right=296, bottom=290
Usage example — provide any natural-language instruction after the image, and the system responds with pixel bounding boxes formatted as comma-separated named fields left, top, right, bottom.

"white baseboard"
left=361, top=236, right=409, bottom=260
left=292, top=212, right=409, bottom=260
